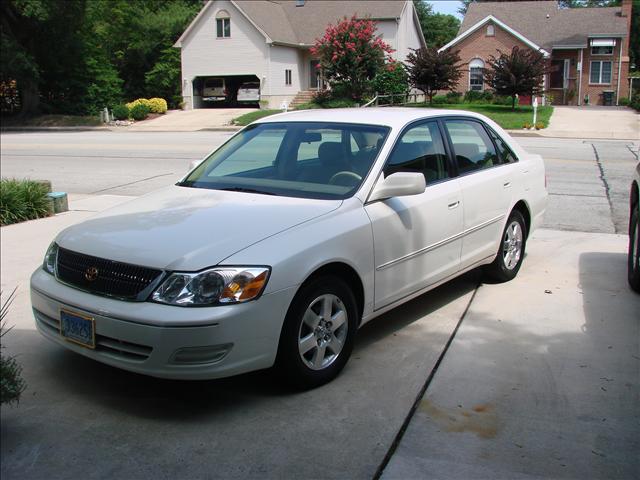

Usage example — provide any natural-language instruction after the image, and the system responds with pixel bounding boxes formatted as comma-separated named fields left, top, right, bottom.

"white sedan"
left=31, top=108, right=547, bottom=388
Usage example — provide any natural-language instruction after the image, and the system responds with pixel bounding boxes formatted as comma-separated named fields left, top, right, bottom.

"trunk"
left=512, top=95, right=516, bottom=111
left=18, top=77, right=40, bottom=118
left=428, top=91, right=434, bottom=105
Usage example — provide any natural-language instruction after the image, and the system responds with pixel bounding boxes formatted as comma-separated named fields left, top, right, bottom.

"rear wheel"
left=485, top=210, right=527, bottom=282
left=276, top=276, right=357, bottom=389
left=628, top=204, right=640, bottom=293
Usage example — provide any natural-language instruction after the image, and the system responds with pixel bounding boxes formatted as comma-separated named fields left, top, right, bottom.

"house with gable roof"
left=439, top=0, right=633, bottom=106
left=174, top=0, right=426, bottom=109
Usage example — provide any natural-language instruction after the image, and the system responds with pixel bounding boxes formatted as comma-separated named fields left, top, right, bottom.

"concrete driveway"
left=127, top=108, right=257, bottom=132
left=543, top=106, right=639, bottom=140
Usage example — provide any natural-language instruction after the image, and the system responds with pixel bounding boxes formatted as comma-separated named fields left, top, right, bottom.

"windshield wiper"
left=218, top=187, right=277, bottom=196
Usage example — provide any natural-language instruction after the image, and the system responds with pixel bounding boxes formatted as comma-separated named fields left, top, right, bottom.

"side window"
left=445, top=120, right=498, bottom=174
left=385, top=121, right=449, bottom=184
left=488, top=128, right=518, bottom=164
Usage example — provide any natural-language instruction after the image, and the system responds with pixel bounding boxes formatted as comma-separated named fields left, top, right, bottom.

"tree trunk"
left=512, top=95, right=516, bottom=111
left=18, top=77, right=40, bottom=118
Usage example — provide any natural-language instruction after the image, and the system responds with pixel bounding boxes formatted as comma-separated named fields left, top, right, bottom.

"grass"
left=1, top=114, right=102, bottom=127
left=407, top=103, right=554, bottom=130
left=0, top=179, right=52, bottom=226
left=233, top=109, right=283, bottom=126
left=231, top=102, right=554, bottom=130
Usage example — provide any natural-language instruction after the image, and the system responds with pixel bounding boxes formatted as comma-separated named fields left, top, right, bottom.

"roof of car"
left=254, top=107, right=491, bottom=129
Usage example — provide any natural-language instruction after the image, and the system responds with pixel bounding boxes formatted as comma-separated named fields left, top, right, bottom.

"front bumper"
left=30, top=268, right=297, bottom=380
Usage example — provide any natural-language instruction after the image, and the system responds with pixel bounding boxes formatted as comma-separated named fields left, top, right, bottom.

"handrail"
left=361, top=95, right=378, bottom=108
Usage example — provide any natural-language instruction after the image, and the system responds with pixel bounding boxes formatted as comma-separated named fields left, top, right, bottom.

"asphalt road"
left=1, top=131, right=638, bottom=231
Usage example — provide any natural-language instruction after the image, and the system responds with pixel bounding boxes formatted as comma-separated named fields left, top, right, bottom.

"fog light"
left=170, top=344, right=233, bottom=365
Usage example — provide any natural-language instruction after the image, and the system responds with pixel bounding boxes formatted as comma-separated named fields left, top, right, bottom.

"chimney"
left=621, top=0, right=632, bottom=18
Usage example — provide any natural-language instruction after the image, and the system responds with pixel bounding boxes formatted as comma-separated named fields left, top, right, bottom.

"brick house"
left=439, top=0, right=633, bottom=106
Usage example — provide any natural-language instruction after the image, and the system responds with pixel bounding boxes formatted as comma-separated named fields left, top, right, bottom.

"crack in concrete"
left=90, top=173, right=175, bottom=194
left=590, top=143, right=620, bottom=234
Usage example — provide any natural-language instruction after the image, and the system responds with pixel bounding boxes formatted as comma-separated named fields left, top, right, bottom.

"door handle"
left=448, top=201, right=460, bottom=209
left=503, top=181, right=511, bottom=188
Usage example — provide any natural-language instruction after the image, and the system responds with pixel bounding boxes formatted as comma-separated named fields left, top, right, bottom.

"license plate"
left=60, top=309, right=96, bottom=349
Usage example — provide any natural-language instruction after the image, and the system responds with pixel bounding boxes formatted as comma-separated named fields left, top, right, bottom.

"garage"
left=191, top=74, right=260, bottom=108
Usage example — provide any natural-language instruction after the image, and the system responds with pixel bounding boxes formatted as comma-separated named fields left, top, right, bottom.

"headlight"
left=151, top=267, right=270, bottom=306
left=43, top=242, right=58, bottom=275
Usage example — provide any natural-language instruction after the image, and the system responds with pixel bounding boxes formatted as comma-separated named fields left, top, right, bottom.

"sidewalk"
left=382, top=229, right=639, bottom=479
left=541, top=106, right=640, bottom=140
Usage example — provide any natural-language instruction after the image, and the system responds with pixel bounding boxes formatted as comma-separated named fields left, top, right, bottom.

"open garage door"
left=192, top=75, right=260, bottom=108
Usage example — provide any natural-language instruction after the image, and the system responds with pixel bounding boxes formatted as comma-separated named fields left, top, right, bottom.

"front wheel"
left=628, top=204, right=640, bottom=293
left=485, top=210, right=527, bottom=283
left=275, top=276, right=358, bottom=389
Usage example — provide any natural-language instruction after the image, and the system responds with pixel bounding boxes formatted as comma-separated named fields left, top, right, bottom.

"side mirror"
left=368, top=172, right=426, bottom=202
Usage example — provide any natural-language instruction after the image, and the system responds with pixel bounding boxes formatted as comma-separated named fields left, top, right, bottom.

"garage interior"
left=192, top=74, right=260, bottom=108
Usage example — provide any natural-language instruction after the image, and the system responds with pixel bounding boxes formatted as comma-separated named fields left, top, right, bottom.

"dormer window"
left=486, top=24, right=495, bottom=36
left=216, top=10, right=230, bottom=38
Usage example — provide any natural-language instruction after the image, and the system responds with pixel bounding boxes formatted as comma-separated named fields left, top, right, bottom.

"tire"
left=485, top=210, right=527, bottom=283
left=628, top=204, right=640, bottom=293
left=275, top=275, right=358, bottom=389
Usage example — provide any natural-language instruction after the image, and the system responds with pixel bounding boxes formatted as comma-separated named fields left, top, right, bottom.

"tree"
left=459, top=0, right=620, bottom=15
left=372, top=61, right=409, bottom=99
left=484, top=46, right=548, bottom=109
left=311, top=16, right=393, bottom=101
left=405, top=47, right=462, bottom=104
left=413, top=1, right=460, bottom=49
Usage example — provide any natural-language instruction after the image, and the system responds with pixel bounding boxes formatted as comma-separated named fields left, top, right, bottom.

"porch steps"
left=289, top=90, right=316, bottom=109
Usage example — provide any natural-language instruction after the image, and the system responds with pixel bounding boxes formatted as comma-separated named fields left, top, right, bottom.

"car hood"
left=56, top=185, right=342, bottom=271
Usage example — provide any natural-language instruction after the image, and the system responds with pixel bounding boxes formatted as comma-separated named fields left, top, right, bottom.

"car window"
left=181, top=122, right=390, bottom=200
left=206, top=79, right=223, bottom=88
left=488, top=128, right=518, bottom=164
left=207, top=127, right=286, bottom=176
left=445, top=120, right=498, bottom=174
left=385, top=121, right=449, bottom=185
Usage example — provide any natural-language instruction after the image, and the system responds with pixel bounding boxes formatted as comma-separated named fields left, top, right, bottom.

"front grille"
left=56, top=247, right=163, bottom=300
left=34, top=309, right=153, bottom=361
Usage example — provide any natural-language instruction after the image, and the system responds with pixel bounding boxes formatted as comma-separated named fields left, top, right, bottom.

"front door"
left=365, top=120, right=463, bottom=310
left=309, top=60, right=321, bottom=90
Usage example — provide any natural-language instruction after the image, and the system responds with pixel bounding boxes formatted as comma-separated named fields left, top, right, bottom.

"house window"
left=591, top=46, right=613, bottom=55
left=486, top=24, right=495, bottom=36
left=469, top=59, right=484, bottom=91
left=590, top=61, right=612, bottom=84
left=216, top=10, right=230, bottom=38
left=285, top=69, right=292, bottom=85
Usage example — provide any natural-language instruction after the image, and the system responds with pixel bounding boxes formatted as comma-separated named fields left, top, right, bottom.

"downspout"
left=616, top=39, right=622, bottom=105
left=578, top=49, right=583, bottom=106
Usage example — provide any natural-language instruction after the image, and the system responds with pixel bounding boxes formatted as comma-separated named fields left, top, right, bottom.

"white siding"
left=376, top=20, right=398, bottom=60
left=180, top=0, right=268, bottom=106
left=396, top=1, right=424, bottom=62
left=268, top=46, right=303, bottom=95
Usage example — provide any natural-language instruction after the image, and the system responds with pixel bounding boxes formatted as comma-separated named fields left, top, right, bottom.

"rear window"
left=241, top=83, right=260, bottom=89
left=205, top=79, right=223, bottom=88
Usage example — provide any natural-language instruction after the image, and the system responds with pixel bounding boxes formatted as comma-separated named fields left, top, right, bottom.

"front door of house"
left=309, top=60, right=321, bottom=90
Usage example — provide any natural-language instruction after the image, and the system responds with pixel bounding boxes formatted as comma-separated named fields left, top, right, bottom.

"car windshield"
left=179, top=122, right=390, bottom=200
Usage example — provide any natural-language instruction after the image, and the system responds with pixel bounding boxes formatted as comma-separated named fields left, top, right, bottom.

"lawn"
left=231, top=103, right=553, bottom=130
left=233, top=109, right=283, bottom=126
left=407, top=103, right=554, bottom=130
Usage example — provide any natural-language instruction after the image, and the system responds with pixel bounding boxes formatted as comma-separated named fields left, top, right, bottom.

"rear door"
left=365, top=120, right=463, bottom=309
left=443, top=118, right=516, bottom=268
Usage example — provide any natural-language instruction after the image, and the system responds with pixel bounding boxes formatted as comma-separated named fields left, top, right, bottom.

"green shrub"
left=313, top=89, right=333, bottom=106
left=1, top=288, right=26, bottom=406
left=493, top=95, right=518, bottom=106
left=373, top=61, right=409, bottom=96
left=446, top=91, right=462, bottom=103
left=619, top=97, right=630, bottom=106
left=464, top=90, right=494, bottom=103
left=147, top=98, right=168, bottom=114
left=432, top=95, right=448, bottom=104
left=0, top=179, right=51, bottom=225
left=130, top=103, right=150, bottom=121
left=324, top=98, right=359, bottom=108
left=628, top=93, right=640, bottom=111
left=112, top=104, right=130, bottom=120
